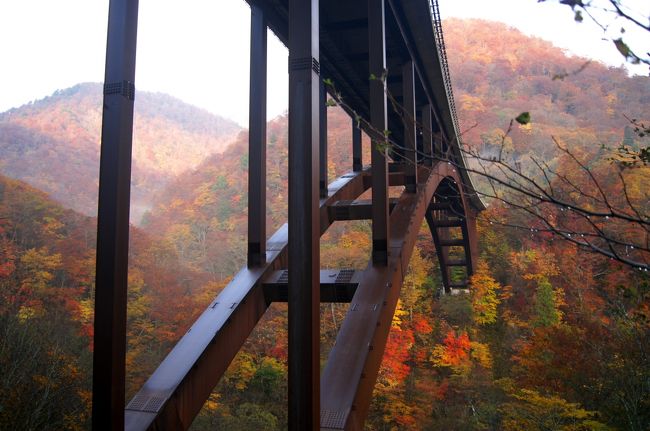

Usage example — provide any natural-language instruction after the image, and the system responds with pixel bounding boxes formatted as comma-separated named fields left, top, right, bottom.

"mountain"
left=444, top=18, right=649, bottom=156
left=0, top=83, right=241, bottom=222
left=0, top=173, right=221, bottom=428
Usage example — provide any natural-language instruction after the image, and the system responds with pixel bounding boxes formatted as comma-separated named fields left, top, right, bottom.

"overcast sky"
left=1, top=0, right=647, bottom=126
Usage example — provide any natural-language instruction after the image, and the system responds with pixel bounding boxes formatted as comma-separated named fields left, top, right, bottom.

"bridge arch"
left=426, top=170, right=479, bottom=294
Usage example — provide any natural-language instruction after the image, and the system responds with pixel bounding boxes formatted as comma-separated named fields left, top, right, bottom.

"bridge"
left=91, top=0, right=485, bottom=429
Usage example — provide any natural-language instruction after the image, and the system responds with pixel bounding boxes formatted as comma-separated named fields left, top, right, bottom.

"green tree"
left=532, top=277, right=563, bottom=328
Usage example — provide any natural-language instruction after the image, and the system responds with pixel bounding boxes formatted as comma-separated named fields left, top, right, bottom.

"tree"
left=469, top=261, right=501, bottom=325
left=499, top=384, right=612, bottom=431
left=532, top=277, right=564, bottom=328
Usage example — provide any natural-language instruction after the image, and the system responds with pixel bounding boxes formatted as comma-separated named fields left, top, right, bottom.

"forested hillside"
left=0, top=83, right=241, bottom=221
left=145, top=19, right=650, bottom=430
left=445, top=18, right=649, bottom=147
left=0, top=18, right=648, bottom=430
left=0, top=175, right=223, bottom=429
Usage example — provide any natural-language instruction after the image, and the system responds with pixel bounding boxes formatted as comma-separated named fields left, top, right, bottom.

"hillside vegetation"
left=0, top=83, right=241, bottom=221
left=0, top=18, right=648, bottom=430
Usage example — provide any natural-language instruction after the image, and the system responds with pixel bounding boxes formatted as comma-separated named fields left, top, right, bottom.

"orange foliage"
left=440, top=330, right=471, bottom=366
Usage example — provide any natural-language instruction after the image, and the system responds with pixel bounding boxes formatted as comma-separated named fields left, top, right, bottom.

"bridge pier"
left=247, top=4, right=267, bottom=268
left=369, top=0, right=390, bottom=267
left=422, top=105, right=434, bottom=166
left=92, top=0, right=139, bottom=429
left=352, top=120, right=362, bottom=172
left=402, top=60, right=417, bottom=192
left=287, top=0, right=321, bottom=429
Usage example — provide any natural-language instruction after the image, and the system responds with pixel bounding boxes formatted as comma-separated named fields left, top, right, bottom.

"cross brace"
left=263, top=269, right=360, bottom=303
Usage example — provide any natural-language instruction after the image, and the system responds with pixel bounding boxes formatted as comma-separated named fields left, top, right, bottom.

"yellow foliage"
left=20, top=247, right=62, bottom=291
left=469, top=261, right=501, bottom=325
left=193, top=183, right=218, bottom=207
left=225, top=352, right=257, bottom=391
left=510, top=249, right=559, bottom=280
left=392, top=300, right=409, bottom=328
left=76, top=298, right=94, bottom=327
left=499, top=386, right=613, bottom=431
left=42, top=216, right=65, bottom=238
left=470, top=341, right=493, bottom=369
left=460, top=94, right=486, bottom=112
left=203, top=393, right=221, bottom=413
left=518, top=121, right=533, bottom=134
left=18, top=305, right=39, bottom=321
left=401, top=246, right=432, bottom=315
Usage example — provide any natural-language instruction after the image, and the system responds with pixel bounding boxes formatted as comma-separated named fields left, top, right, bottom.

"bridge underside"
left=91, top=0, right=483, bottom=430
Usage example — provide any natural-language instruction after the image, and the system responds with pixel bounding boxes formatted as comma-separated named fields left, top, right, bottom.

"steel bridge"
left=91, top=0, right=485, bottom=429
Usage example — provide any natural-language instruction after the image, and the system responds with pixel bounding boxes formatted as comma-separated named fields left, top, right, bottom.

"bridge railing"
left=428, top=0, right=486, bottom=211
left=428, top=0, right=460, bottom=141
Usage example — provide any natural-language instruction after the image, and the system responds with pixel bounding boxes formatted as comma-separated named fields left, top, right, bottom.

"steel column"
left=465, top=208, right=479, bottom=274
left=369, top=0, right=389, bottom=266
left=320, top=79, right=329, bottom=198
left=352, top=119, right=362, bottom=172
left=92, top=0, right=139, bottom=429
left=288, top=0, right=320, bottom=428
left=422, top=105, right=433, bottom=166
left=402, top=61, right=417, bottom=191
left=248, top=5, right=268, bottom=267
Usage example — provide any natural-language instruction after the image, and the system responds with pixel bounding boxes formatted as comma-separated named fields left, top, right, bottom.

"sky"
left=0, top=0, right=648, bottom=127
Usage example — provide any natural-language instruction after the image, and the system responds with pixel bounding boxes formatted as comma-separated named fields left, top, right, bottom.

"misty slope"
left=0, top=83, right=241, bottom=221
left=0, top=172, right=223, bottom=428
left=140, top=106, right=368, bottom=279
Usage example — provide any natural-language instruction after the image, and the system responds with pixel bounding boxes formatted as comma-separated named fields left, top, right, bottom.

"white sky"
left=0, top=0, right=647, bottom=126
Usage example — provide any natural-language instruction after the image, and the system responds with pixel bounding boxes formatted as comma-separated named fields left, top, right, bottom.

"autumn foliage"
left=1, top=17, right=649, bottom=430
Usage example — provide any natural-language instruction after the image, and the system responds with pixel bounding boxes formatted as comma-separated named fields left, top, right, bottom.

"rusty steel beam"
left=248, top=4, right=267, bottom=267
left=263, top=269, right=361, bottom=303
left=434, top=218, right=464, bottom=227
left=369, top=0, right=389, bottom=266
left=352, top=119, right=362, bottom=172
left=320, top=162, right=461, bottom=430
left=402, top=60, right=417, bottom=192
left=287, top=0, right=321, bottom=427
left=328, top=198, right=399, bottom=221
left=439, top=238, right=465, bottom=247
left=124, top=169, right=369, bottom=431
left=320, top=79, right=329, bottom=198
left=92, top=0, right=139, bottom=429
left=362, top=171, right=406, bottom=189
left=422, top=105, right=433, bottom=166
left=464, top=208, right=479, bottom=275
